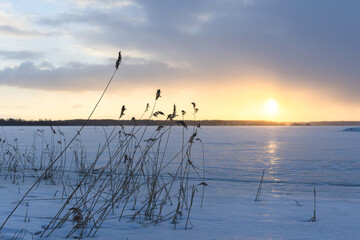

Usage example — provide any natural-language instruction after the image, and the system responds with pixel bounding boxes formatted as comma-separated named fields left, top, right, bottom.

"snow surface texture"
left=0, top=126, right=360, bottom=239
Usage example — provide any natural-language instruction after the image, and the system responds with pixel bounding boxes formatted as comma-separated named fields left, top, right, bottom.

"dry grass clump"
left=40, top=90, right=205, bottom=238
left=0, top=127, right=85, bottom=184
left=0, top=92, right=206, bottom=238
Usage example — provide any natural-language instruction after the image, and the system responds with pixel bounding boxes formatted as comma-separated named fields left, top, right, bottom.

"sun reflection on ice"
left=266, top=140, right=281, bottom=182
left=267, top=141, right=279, bottom=165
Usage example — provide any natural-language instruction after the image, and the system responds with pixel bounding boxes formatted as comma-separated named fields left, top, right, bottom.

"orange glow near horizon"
left=1, top=75, right=360, bottom=122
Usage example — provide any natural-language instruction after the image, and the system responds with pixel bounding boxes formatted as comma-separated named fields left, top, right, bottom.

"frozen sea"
left=0, top=126, right=360, bottom=239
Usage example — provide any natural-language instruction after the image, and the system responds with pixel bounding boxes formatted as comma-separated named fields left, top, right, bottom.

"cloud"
left=2, top=0, right=360, bottom=102
left=73, top=0, right=138, bottom=9
left=0, top=2, right=13, bottom=11
left=0, top=25, right=37, bottom=37
left=0, top=25, right=58, bottom=38
left=0, top=59, right=196, bottom=91
left=0, top=50, right=44, bottom=60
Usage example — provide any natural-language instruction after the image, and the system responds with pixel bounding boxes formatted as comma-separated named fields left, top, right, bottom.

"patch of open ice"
left=343, top=127, right=360, bottom=132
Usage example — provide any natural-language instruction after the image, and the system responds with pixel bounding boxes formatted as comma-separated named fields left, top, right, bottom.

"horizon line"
left=0, top=119, right=359, bottom=126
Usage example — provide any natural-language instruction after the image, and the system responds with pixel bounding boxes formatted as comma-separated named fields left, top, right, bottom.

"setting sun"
left=265, top=99, right=279, bottom=115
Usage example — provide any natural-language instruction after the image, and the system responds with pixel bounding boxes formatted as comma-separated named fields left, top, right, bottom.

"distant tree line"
left=0, top=118, right=358, bottom=126
left=0, top=118, right=286, bottom=126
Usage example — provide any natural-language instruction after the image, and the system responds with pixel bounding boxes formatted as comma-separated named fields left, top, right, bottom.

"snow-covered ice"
left=0, top=126, right=360, bottom=239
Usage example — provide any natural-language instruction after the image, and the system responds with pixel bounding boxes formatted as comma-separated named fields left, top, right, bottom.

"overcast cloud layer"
left=1, top=0, right=360, bottom=101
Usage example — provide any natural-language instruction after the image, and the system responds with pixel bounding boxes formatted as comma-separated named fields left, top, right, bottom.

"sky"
left=0, top=0, right=360, bottom=121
